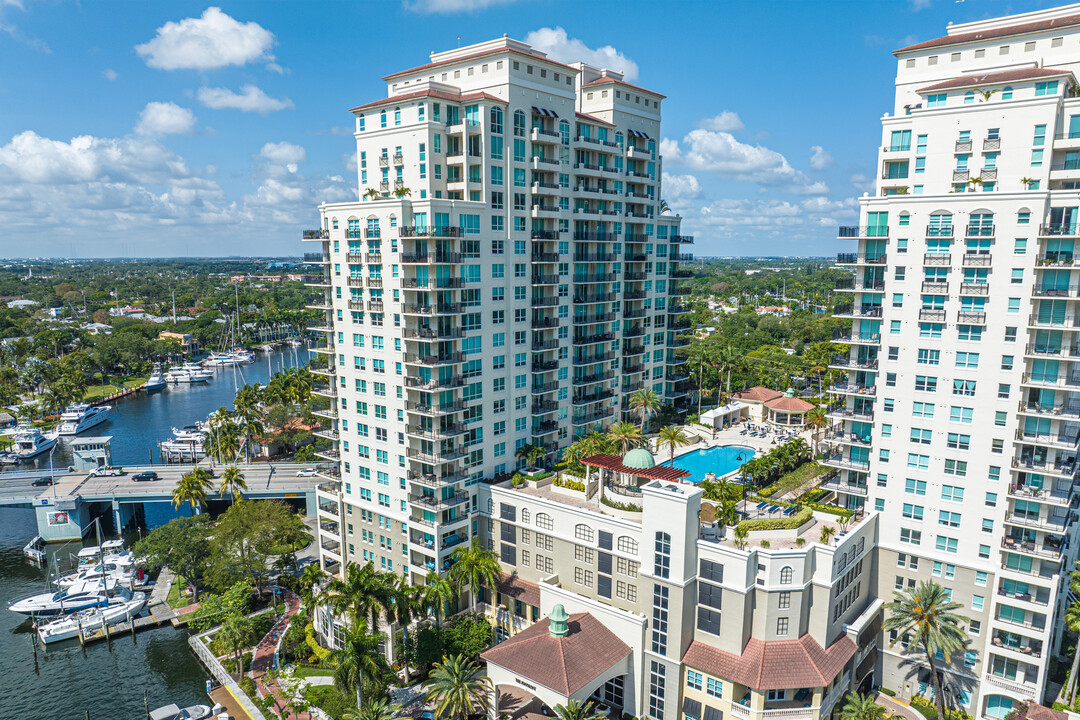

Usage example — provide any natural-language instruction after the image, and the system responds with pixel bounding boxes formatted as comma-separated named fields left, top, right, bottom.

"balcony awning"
left=628, top=129, right=650, bottom=139
left=532, top=106, right=559, bottom=118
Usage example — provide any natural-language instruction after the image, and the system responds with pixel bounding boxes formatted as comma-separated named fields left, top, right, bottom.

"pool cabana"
left=701, top=401, right=748, bottom=429
left=582, top=450, right=691, bottom=500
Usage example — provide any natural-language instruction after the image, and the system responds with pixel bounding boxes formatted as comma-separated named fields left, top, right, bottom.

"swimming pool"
left=672, top=445, right=756, bottom=483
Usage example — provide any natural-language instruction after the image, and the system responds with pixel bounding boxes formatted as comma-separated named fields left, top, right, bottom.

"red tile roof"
left=732, top=386, right=784, bottom=403
left=916, top=67, right=1071, bottom=93
left=583, top=77, right=667, bottom=99
left=895, top=12, right=1080, bottom=54
left=1026, top=705, right=1069, bottom=720
left=489, top=572, right=541, bottom=608
left=575, top=111, right=614, bottom=127
left=582, top=454, right=691, bottom=481
left=765, top=397, right=815, bottom=413
left=382, top=47, right=579, bottom=81
left=481, top=612, right=631, bottom=696
left=682, top=635, right=857, bottom=691
left=349, top=89, right=505, bottom=113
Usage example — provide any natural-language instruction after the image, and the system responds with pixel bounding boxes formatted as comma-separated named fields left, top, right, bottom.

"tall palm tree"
left=299, top=563, right=326, bottom=607
left=839, top=692, right=885, bottom=720
left=218, top=465, right=247, bottom=504
left=327, top=562, right=395, bottom=630
left=420, top=570, right=455, bottom=628
left=448, top=539, right=501, bottom=613
left=424, top=654, right=493, bottom=720
left=217, top=612, right=256, bottom=677
left=172, top=467, right=214, bottom=516
left=656, top=425, right=690, bottom=466
left=515, top=443, right=538, bottom=469
left=333, top=623, right=386, bottom=710
left=344, top=698, right=402, bottom=720
left=608, top=421, right=644, bottom=455
left=232, top=384, right=265, bottom=462
left=553, top=700, right=608, bottom=720
left=883, top=582, right=968, bottom=720
left=1064, top=600, right=1080, bottom=704
left=629, top=388, right=661, bottom=431
left=804, top=407, right=828, bottom=455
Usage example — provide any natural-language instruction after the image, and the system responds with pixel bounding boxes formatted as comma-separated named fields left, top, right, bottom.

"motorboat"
left=9, top=578, right=123, bottom=616
left=36, top=590, right=146, bottom=644
left=206, top=350, right=253, bottom=366
left=144, top=364, right=167, bottom=393
left=75, top=539, right=132, bottom=566
left=57, top=558, right=135, bottom=588
left=181, top=362, right=214, bottom=380
left=57, top=403, right=112, bottom=435
left=12, top=425, right=58, bottom=459
left=160, top=424, right=207, bottom=460
left=149, top=703, right=213, bottom=720
left=23, top=536, right=46, bottom=563
left=165, top=367, right=209, bottom=384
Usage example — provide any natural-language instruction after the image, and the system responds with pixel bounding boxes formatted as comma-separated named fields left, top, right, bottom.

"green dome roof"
left=623, top=448, right=656, bottom=470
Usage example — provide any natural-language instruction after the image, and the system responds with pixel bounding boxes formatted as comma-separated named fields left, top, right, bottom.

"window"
left=775, top=617, right=789, bottom=636
left=900, top=528, right=922, bottom=545
left=654, top=532, right=671, bottom=578
left=902, top=503, right=924, bottom=520
left=935, top=536, right=958, bottom=553
left=905, top=478, right=927, bottom=495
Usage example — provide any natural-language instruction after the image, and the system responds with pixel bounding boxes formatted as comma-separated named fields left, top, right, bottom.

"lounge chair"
left=756, top=501, right=768, bottom=510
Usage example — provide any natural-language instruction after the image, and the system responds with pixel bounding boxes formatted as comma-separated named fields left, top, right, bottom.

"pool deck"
left=653, top=420, right=815, bottom=476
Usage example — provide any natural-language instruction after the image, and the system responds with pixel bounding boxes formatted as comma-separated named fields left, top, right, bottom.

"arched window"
left=486, top=498, right=494, bottom=513
left=898, top=211, right=910, bottom=227
left=331, top=217, right=339, bottom=230
left=779, top=566, right=793, bottom=584
left=513, top=110, right=526, bottom=137
left=380, top=110, right=387, bottom=128
left=389, top=214, right=397, bottom=227
left=1001, top=86, right=1013, bottom=100
left=536, top=512, right=553, bottom=530
left=394, top=107, right=401, bottom=126
left=617, top=536, right=638, bottom=554
left=358, top=114, right=365, bottom=132
left=964, top=91, right=975, bottom=105
left=654, top=531, right=671, bottom=578
left=928, top=212, right=953, bottom=238
left=575, top=524, right=594, bottom=542
left=490, top=107, right=504, bottom=134
left=521, top=508, right=530, bottom=524
left=614, top=132, right=623, bottom=147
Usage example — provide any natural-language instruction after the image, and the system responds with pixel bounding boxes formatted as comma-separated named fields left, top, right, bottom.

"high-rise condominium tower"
left=832, top=4, right=1080, bottom=714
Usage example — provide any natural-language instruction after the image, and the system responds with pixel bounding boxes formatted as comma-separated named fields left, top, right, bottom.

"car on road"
left=132, top=471, right=159, bottom=482
left=31, top=477, right=53, bottom=487
left=90, top=465, right=124, bottom=477
left=296, top=468, right=318, bottom=477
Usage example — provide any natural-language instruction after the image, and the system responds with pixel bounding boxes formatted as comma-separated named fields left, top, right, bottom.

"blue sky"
left=0, top=0, right=1060, bottom=258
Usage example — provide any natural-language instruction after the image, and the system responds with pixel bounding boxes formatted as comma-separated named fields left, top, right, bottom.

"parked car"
left=132, top=471, right=159, bottom=482
left=90, top=465, right=124, bottom=477
left=296, top=468, right=318, bottom=477
left=31, top=477, right=53, bottom=487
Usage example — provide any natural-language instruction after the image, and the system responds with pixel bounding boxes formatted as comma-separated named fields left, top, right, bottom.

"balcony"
left=1017, top=400, right=1080, bottom=419
left=532, top=317, right=560, bottom=330
left=958, top=253, right=991, bottom=266
left=401, top=251, right=462, bottom=264
left=531, top=421, right=559, bottom=436
left=923, top=253, right=951, bottom=266
left=572, top=352, right=615, bottom=365
left=1014, top=428, right=1080, bottom=450
left=532, top=274, right=559, bottom=285
left=1012, top=454, right=1077, bottom=479
left=406, top=446, right=467, bottom=463
left=965, top=225, right=995, bottom=237
left=919, top=308, right=946, bottom=322
left=1039, top=223, right=1080, bottom=237
left=531, top=360, right=559, bottom=373
left=573, top=332, right=615, bottom=345
left=403, top=303, right=463, bottom=316
left=403, top=352, right=464, bottom=366
left=408, top=470, right=469, bottom=488
left=531, top=339, right=560, bottom=351
left=574, top=273, right=618, bottom=284
left=405, top=400, right=466, bottom=416
left=957, top=310, right=986, bottom=324
left=1001, top=536, right=1064, bottom=560
left=1034, top=285, right=1080, bottom=298
left=1036, top=252, right=1075, bottom=267
left=532, top=399, right=559, bottom=414
left=820, top=453, right=871, bottom=471
left=829, top=383, right=877, bottom=397
left=834, top=333, right=881, bottom=345
left=1004, top=510, right=1070, bottom=533
left=983, top=673, right=1039, bottom=697
left=531, top=296, right=559, bottom=308
left=838, top=225, right=889, bottom=238
left=1024, top=342, right=1080, bottom=359
left=921, top=281, right=949, bottom=294
left=405, top=374, right=464, bottom=391
left=671, top=234, right=694, bottom=244
left=1021, top=372, right=1080, bottom=389
left=531, top=381, right=560, bottom=394
left=826, top=405, right=874, bottom=421
left=1027, top=312, right=1080, bottom=329
left=959, top=282, right=989, bottom=296
left=404, top=327, right=463, bottom=341
left=925, top=225, right=954, bottom=238
left=302, top=229, right=329, bottom=240
left=820, top=477, right=869, bottom=496
left=955, top=139, right=973, bottom=152
left=1008, top=482, right=1073, bottom=506
left=531, top=252, right=561, bottom=263
left=410, top=492, right=470, bottom=512
left=572, top=408, right=615, bottom=425
left=574, top=370, right=615, bottom=385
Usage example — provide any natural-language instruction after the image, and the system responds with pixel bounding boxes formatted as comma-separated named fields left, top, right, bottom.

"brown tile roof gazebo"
left=682, top=634, right=857, bottom=690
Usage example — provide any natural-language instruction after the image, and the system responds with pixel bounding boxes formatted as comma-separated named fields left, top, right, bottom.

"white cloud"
left=197, top=85, right=294, bottom=115
left=402, top=0, right=518, bottom=12
left=102, top=69, right=118, bottom=81
left=524, top=27, right=639, bottom=81
left=344, top=153, right=358, bottom=172
left=661, top=172, right=702, bottom=208
left=850, top=173, right=875, bottom=193
left=260, top=141, right=306, bottom=165
left=135, top=102, right=197, bottom=136
left=659, top=138, right=681, bottom=163
left=135, top=7, right=275, bottom=71
left=809, top=145, right=833, bottom=170
left=698, top=112, right=743, bottom=132
left=909, top=0, right=931, bottom=10
left=665, top=128, right=827, bottom=194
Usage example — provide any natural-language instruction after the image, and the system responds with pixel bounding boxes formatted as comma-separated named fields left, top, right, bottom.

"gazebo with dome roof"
left=764, top=388, right=815, bottom=426
left=580, top=449, right=691, bottom=500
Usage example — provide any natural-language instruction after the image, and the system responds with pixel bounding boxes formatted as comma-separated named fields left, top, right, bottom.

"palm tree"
left=333, top=623, right=386, bottom=710
left=1064, top=600, right=1080, bottom=704
left=393, top=187, right=412, bottom=199
left=327, top=562, right=395, bottom=630
left=344, top=698, right=402, bottom=720
left=804, top=407, right=828, bottom=455
left=839, top=692, right=885, bottom=720
left=424, top=654, right=493, bottom=720
left=299, top=563, right=326, bottom=607
left=218, top=465, right=247, bottom=504
left=883, top=582, right=969, bottom=720
left=656, top=425, right=690, bottom=466
left=217, top=612, right=256, bottom=677
left=608, top=421, right=644, bottom=455
left=172, top=467, right=214, bottom=516
left=420, top=571, right=455, bottom=628
left=364, top=187, right=381, bottom=200
left=629, top=388, right=661, bottom=431
left=553, top=700, right=608, bottom=720
left=448, top=539, right=501, bottom=613
left=515, top=443, right=539, bottom=469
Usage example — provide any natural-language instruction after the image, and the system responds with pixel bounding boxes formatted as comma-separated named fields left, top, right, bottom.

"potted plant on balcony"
left=363, top=188, right=380, bottom=200
left=393, top=187, right=412, bottom=199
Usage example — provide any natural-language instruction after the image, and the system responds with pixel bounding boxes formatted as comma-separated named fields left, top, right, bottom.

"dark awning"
left=532, top=106, right=559, bottom=118
left=703, top=706, right=723, bottom=720
left=628, top=129, right=650, bottom=139
left=683, top=698, right=703, bottom=717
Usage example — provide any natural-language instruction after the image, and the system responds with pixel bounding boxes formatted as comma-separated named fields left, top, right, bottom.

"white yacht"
left=144, top=364, right=167, bottom=393
left=9, top=578, right=123, bottom=616
left=181, top=362, right=214, bottom=381
left=56, top=403, right=112, bottom=435
left=36, top=590, right=146, bottom=644
left=149, top=702, right=213, bottom=720
left=58, top=556, right=135, bottom=588
left=164, top=367, right=209, bottom=384
left=12, top=425, right=58, bottom=459
left=206, top=349, right=254, bottom=366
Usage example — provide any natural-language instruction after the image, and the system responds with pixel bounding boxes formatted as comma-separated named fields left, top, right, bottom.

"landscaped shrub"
left=239, top=676, right=258, bottom=702
left=879, top=688, right=895, bottom=697
left=601, top=495, right=642, bottom=512
left=736, top=507, right=812, bottom=532
left=910, top=697, right=938, bottom=720
left=805, top=501, right=854, bottom=519
left=554, top=477, right=585, bottom=491
left=303, top=684, right=357, bottom=720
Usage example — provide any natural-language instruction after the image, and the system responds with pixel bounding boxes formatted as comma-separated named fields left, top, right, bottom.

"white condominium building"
left=303, top=36, right=694, bottom=586
left=832, top=4, right=1080, bottom=717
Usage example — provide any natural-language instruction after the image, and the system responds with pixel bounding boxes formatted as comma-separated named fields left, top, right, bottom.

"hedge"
left=736, top=507, right=812, bottom=532
left=554, top=477, right=585, bottom=491
left=601, top=495, right=642, bottom=512
left=531, top=470, right=553, bottom=481
left=910, top=697, right=938, bottom=720
left=879, top=688, right=895, bottom=697
left=805, top=501, right=854, bottom=519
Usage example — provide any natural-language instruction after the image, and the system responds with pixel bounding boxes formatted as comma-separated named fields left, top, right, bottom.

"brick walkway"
left=251, top=590, right=313, bottom=719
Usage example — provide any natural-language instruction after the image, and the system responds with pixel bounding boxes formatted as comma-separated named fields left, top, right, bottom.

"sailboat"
left=35, top=590, right=146, bottom=643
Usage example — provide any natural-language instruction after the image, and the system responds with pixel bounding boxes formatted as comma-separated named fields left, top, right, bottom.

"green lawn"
left=167, top=575, right=194, bottom=609
left=293, top=665, right=335, bottom=678
left=83, top=378, right=145, bottom=401
left=770, top=462, right=831, bottom=499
